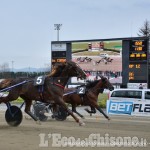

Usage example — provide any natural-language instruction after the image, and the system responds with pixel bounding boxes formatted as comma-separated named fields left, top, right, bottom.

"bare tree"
left=138, top=19, right=150, bottom=37
left=0, top=63, right=10, bottom=72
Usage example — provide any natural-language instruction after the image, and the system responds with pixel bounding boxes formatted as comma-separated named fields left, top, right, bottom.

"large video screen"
left=71, top=40, right=122, bottom=83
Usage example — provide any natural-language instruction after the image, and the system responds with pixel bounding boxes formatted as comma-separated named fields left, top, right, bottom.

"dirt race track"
left=0, top=111, right=150, bottom=150
left=73, top=56, right=122, bottom=72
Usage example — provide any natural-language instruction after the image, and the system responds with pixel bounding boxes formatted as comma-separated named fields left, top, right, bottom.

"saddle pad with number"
left=34, top=76, right=46, bottom=86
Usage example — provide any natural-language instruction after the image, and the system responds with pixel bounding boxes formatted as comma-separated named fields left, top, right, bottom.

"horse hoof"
left=24, top=115, right=31, bottom=120
left=79, top=121, right=85, bottom=126
left=107, top=117, right=111, bottom=121
left=36, top=120, right=41, bottom=125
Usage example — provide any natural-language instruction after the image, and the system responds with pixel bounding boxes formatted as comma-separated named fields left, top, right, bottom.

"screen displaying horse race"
left=71, top=40, right=122, bottom=82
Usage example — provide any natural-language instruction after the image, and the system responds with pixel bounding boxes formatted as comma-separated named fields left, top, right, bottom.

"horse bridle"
left=87, top=78, right=113, bottom=93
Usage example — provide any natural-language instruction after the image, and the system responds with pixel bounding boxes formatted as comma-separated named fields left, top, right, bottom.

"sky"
left=0, top=0, right=149, bottom=69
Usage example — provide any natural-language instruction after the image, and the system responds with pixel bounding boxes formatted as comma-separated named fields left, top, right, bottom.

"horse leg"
left=91, top=101, right=110, bottom=120
left=85, top=106, right=96, bottom=114
left=56, top=99, right=85, bottom=126
left=24, top=99, right=39, bottom=122
left=84, top=106, right=96, bottom=116
left=72, top=105, right=85, bottom=119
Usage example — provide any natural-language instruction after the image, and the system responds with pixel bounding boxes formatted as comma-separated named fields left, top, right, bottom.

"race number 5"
left=34, top=76, right=45, bottom=86
left=77, top=86, right=86, bottom=94
left=36, top=76, right=42, bottom=84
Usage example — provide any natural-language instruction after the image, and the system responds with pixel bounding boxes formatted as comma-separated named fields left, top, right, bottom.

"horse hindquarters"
left=0, top=89, right=20, bottom=104
left=0, top=79, right=13, bottom=90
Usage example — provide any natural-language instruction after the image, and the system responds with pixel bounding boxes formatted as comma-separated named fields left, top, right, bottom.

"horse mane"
left=86, top=80, right=99, bottom=89
left=47, top=62, right=66, bottom=77
left=68, top=61, right=77, bottom=65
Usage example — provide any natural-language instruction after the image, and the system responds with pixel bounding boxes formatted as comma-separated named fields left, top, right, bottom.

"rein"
left=53, top=83, right=65, bottom=89
left=0, top=80, right=32, bottom=92
left=63, top=91, right=76, bottom=96
left=49, top=77, right=69, bottom=89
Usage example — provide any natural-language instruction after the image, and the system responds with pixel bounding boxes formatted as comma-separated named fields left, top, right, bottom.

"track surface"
left=0, top=111, right=150, bottom=150
left=73, top=56, right=122, bottom=72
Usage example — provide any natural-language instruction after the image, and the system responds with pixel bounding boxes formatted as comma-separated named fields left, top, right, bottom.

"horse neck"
left=59, top=76, right=69, bottom=87
left=89, top=81, right=103, bottom=96
left=53, top=72, right=70, bottom=87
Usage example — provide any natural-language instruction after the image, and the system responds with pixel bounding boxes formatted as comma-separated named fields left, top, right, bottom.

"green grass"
left=103, top=41, right=122, bottom=49
left=72, top=41, right=122, bottom=52
left=73, top=51, right=100, bottom=56
left=72, top=42, right=88, bottom=52
left=11, top=97, right=24, bottom=104
left=97, top=93, right=108, bottom=108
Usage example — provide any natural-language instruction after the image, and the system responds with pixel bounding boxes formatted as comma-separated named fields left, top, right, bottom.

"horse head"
left=61, top=61, right=87, bottom=79
left=48, top=62, right=66, bottom=77
left=99, top=75, right=114, bottom=91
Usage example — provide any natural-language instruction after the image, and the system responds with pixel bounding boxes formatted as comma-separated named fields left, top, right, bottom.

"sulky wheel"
left=54, top=106, right=68, bottom=121
left=32, top=103, right=48, bottom=121
left=5, top=105, right=23, bottom=127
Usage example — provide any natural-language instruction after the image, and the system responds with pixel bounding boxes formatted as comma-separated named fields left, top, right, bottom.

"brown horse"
left=0, top=61, right=87, bottom=126
left=63, top=76, right=114, bottom=120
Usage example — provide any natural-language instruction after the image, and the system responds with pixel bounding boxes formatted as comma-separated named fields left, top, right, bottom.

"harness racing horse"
left=63, top=76, right=114, bottom=120
left=0, top=61, right=87, bottom=126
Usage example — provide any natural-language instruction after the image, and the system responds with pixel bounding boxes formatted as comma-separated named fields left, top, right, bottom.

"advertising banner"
left=107, top=100, right=150, bottom=116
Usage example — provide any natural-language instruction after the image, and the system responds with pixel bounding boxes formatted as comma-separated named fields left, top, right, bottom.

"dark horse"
left=63, top=76, right=114, bottom=120
left=0, top=61, right=87, bottom=126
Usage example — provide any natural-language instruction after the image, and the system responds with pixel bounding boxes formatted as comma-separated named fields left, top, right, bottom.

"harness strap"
left=63, top=91, right=76, bottom=96
left=38, top=85, right=44, bottom=101
left=53, top=83, right=65, bottom=89
left=0, top=80, right=32, bottom=92
left=79, top=94, right=85, bottom=104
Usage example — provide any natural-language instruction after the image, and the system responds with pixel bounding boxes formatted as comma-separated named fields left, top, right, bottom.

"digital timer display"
left=129, top=40, right=147, bottom=62
left=130, top=40, right=147, bottom=52
left=128, top=39, right=148, bottom=83
left=128, top=63, right=147, bottom=82
left=129, top=52, right=147, bottom=61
